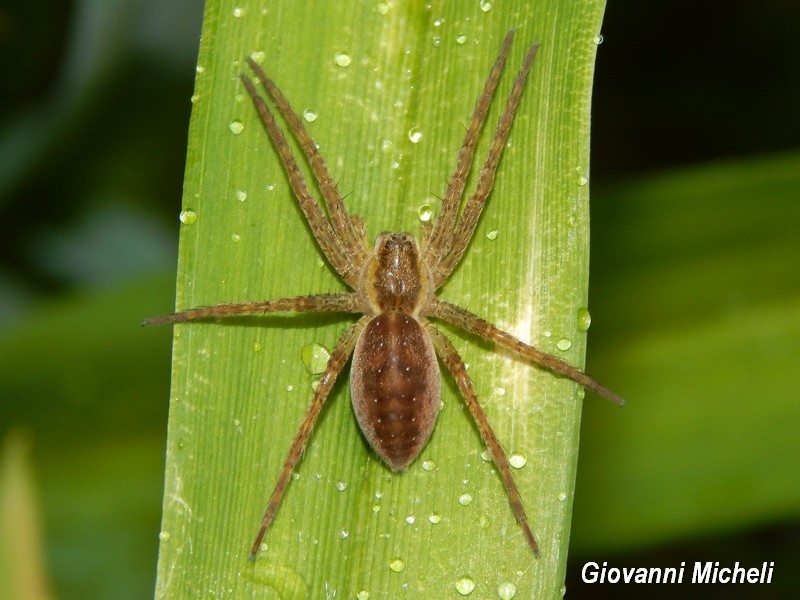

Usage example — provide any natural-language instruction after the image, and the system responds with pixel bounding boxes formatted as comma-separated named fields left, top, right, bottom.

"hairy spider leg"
left=245, top=57, right=371, bottom=262
left=240, top=73, right=362, bottom=286
left=425, top=323, right=542, bottom=556
left=423, top=29, right=516, bottom=267
left=430, top=299, right=625, bottom=406
left=432, top=42, right=539, bottom=286
left=250, top=316, right=370, bottom=558
left=142, top=293, right=360, bottom=325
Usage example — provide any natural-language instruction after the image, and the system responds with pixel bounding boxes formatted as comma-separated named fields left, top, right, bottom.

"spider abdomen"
left=351, top=313, right=440, bottom=472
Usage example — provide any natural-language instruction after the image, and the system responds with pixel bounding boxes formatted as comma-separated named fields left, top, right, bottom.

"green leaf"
left=155, top=1, right=606, bottom=598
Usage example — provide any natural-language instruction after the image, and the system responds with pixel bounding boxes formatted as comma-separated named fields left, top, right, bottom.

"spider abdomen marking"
left=351, top=312, right=440, bottom=472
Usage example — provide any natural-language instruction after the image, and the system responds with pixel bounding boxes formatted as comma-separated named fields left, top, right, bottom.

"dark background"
left=1, top=0, right=797, bottom=598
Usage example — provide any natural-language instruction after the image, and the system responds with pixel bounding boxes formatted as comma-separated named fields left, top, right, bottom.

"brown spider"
left=145, top=29, right=623, bottom=559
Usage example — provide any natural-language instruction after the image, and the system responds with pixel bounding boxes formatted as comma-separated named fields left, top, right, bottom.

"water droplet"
left=335, top=481, right=348, bottom=492
left=480, top=449, right=491, bottom=462
left=372, top=504, right=381, bottom=513
left=389, top=557, right=405, bottom=573
left=556, top=338, right=572, bottom=351
left=236, top=189, right=248, bottom=202
left=340, top=529, right=349, bottom=539
left=594, top=34, right=604, bottom=45
left=381, top=139, right=393, bottom=153
left=432, top=35, right=442, bottom=47
left=479, top=0, right=493, bottom=12
left=196, top=64, right=205, bottom=74
left=357, top=591, right=370, bottom=600
left=576, top=307, right=592, bottom=331
left=459, top=493, right=473, bottom=506
left=253, top=342, right=262, bottom=352
left=429, top=513, right=441, bottom=524
left=408, top=127, right=423, bottom=144
left=434, top=19, right=444, bottom=27
left=578, top=175, right=589, bottom=186
left=405, top=515, right=415, bottom=524
left=377, top=2, right=389, bottom=15
left=266, top=183, right=275, bottom=191
left=249, top=51, right=266, bottom=65
left=456, top=34, right=468, bottom=45
left=231, top=233, right=240, bottom=243
left=303, top=108, right=318, bottom=123
left=558, top=491, right=568, bottom=502
left=158, top=530, right=170, bottom=541
left=190, top=94, right=200, bottom=104
left=334, top=52, right=352, bottom=67
left=286, top=384, right=294, bottom=392
left=232, top=6, right=245, bottom=17
left=509, top=453, right=527, bottom=469
left=486, top=229, right=498, bottom=240
left=229, top=119, right=244, bottom=135
left=179, top=210, right=197, bottom=225
left=497, top=581, right=517, bottom=599
left=418, top=204, right=433, bottom=222
left=455, top=576, right=476, bottom=595
left=301, top=343, right=330, bottom=374
left=421, top=459, right=435, bottom=471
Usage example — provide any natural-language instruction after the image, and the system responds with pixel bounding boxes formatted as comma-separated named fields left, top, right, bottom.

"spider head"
left=363, top=232, right=430, bottom=314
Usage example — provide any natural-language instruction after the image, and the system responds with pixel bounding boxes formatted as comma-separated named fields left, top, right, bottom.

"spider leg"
left=349, top=214, right=369, bottom=248
left=240, top=74, right=361, bottom=287
left=420, top=218, right=433, bottom=247
left=250, top=315, right=369, bottom=558
left=430, top=299, right=625, bottom=406
left=423, top=30, right=515, bottom=272
left=142, top=292, right=361, bottom=326
left=246, top=58, right=371, bottom=261
left=432, top=41, right=539, bottom=287
left=424, top=321, right=541, bottom=557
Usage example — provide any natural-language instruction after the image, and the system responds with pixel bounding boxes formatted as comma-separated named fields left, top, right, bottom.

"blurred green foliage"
left=579, top=154, right=800, bottom=547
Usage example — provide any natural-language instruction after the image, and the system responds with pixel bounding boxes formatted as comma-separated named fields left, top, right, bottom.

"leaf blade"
left=155, top=2, right=607, bottom=597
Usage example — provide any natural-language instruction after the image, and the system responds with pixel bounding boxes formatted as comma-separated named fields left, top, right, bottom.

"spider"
left=145, top=29, right=623, bottom=559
